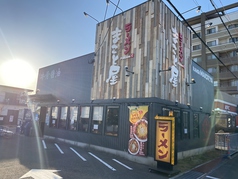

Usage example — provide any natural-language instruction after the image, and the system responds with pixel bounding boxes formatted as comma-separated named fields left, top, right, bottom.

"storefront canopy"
left=29, top=94, right=58, bottom=103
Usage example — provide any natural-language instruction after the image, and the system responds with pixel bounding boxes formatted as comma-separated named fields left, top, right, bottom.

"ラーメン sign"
left=154, top=115, right=175, bottom=165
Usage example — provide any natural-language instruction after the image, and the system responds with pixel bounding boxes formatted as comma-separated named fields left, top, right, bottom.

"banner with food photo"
left=128, top=105, right=148, bottom=156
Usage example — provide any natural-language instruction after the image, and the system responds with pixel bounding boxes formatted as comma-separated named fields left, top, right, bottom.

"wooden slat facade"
left=92, top=0, right=192, bottom=105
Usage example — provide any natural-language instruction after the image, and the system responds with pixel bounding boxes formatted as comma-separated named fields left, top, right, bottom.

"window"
left=207, top=27, right=216, bottom=34
left=193, top=56, right=202, bottom=63
left=91, top=106, right=103, bottom=134
left=207, top=67, right=217, bottom=73
left=230, top=65, right=238, bottom=72
left=230, top=79, right=238, bottom=86
left=162, top=108, right=181, bottom=140
left=232, top=94, right=238, bottom=98
left=192, top=44, right=201, bottom=51
left=207, top=54, right=216, bottom=60
left=162, top=107, right=170, bottom=116
left=79, top=106, right=90, bottom=132
left=45, top=107, right=50, bottom=126
left=182, top=112, right=189, bottom=139
left=228, top=24, right=238, bottom=29
left=69, top=106, right=78, bottom=130
left=220, top=66, right=228, bottom=72
left=105, top=106, right=119, bottom=136
left=229, top=37, right=238, bottom=43
left=174, top=110, right=181, bottom=140
left=193, top=114, right=199, bottom=138
left=220, top=81, right=229, bottom=87
left=5, top=92, right=18, bottom=105
left=207, top=40, right=216, bottom=47
left=192, top=32, right=200, bottom=39
left=59, top=107, right=68, bottom=129
left=214, top=81, right=218, bottom=87
left=50, top=107, right=58, bottom=128
left=229, top=50, right=238, bottom=57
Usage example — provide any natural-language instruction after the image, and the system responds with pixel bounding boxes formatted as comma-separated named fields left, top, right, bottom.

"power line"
left=192, top=0, right=238, bottom=64
left=210, top=0, right=238, bottom=48
left=104, top=3, right=109, bottom=20
left=214, top=0, right=238, bottom=69
left=95, top=0, right=121, bottom=56
left=166, top=0, right=238, bottom=79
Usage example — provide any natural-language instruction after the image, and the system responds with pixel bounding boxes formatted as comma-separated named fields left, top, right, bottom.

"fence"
left=215, top=133, right=238, bottom=157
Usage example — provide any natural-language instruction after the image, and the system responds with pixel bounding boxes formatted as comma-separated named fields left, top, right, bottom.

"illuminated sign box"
left=154, top=115, right=175, bottom=165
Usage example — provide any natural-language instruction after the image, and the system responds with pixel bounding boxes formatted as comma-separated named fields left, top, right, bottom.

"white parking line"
left=88, top=152, right=116, bottom=171
left=112, top=159, right=133, bottom=170
left=54, top=143, right=64, bottom=154
left=70, top=147, right=87, bottom=161
left=42, top=140, right=47, bottom=149
left=206, top=176, right=220, bottom=179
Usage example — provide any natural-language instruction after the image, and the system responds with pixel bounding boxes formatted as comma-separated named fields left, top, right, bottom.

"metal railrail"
left=215, top=133, right=238, bottom=157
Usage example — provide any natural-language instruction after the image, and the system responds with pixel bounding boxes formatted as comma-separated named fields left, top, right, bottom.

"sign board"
left=154, top=115, right=175, bottom=165
left=128, top=105, right=148, bottom=156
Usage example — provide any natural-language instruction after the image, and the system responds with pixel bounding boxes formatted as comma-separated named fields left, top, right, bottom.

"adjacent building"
left=187, top=3, right=238, bottom=132
left=0, top=85, right=33, bottom=126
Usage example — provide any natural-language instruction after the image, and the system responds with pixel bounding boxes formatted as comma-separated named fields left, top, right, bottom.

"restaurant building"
left=32, top=0, right=215, bottom=166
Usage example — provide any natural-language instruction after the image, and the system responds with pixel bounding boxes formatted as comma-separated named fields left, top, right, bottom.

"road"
left=0, top=134, right=168, bottom=179
left=203, top=154, right=238, bottom=179
left=172, top=150, right=238, bottom=179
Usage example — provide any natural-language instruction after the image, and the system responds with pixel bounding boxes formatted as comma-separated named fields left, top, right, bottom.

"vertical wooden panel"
left=92, top=0, right=191, bottom=105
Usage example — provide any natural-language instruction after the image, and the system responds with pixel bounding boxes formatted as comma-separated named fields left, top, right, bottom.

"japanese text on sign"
left=121, top=23, right=134, bottom=60
left=156, top=121, right=171, bottom=162
left=155, top=116, right=175, bottom=165
left=40, top=68, right=61, bottom=80
left=169, top=27, right=179, bottom=87
left=106, top=27, right=122, bottom=85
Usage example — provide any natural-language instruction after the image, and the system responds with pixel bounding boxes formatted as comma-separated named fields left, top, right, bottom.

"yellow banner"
left=155, top=116, right=175, bottom=165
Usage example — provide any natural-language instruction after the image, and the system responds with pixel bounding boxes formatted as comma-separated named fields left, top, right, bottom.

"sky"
left=0, top=0, right=237, bottom=91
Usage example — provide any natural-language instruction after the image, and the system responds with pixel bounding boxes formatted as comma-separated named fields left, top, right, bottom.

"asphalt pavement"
left=171, top=152, right=238, bottom=179
left=1, top=133, right=238, bottom=179
left=0, top=134, right=168, bottom=179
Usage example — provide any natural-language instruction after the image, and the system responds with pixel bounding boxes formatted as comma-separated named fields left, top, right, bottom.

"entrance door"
left=6, top=110, right=18, bottom=126
left=39, top=107, right=47, bottom=137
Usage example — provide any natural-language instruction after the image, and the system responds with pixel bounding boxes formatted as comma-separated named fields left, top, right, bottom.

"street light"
left=193, top=22, right=213, bottom=29
left=83, top=12, right=99, bottom=23
left=207, top=22, right=213, bottom=27
left=159, top=67, right=172, bottom=73
left=186, top=78, right=196, bottom=86
left=125, top=66, right=134, bottom=77
left=181, top=6, right=201, bottom=14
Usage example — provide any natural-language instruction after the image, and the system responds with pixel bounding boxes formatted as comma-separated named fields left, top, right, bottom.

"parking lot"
left=0, top=134, right=168, bottom=179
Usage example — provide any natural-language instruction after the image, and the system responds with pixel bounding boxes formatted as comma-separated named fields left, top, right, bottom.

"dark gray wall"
left=43, top=98, right=215, bottom=158
left=36, top=53, right=94, bottom=103
left=191, top=61, right=214, bottom=113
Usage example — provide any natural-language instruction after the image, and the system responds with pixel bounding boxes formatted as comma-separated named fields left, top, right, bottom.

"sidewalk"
left=171, top=154, right=229, bottom=179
